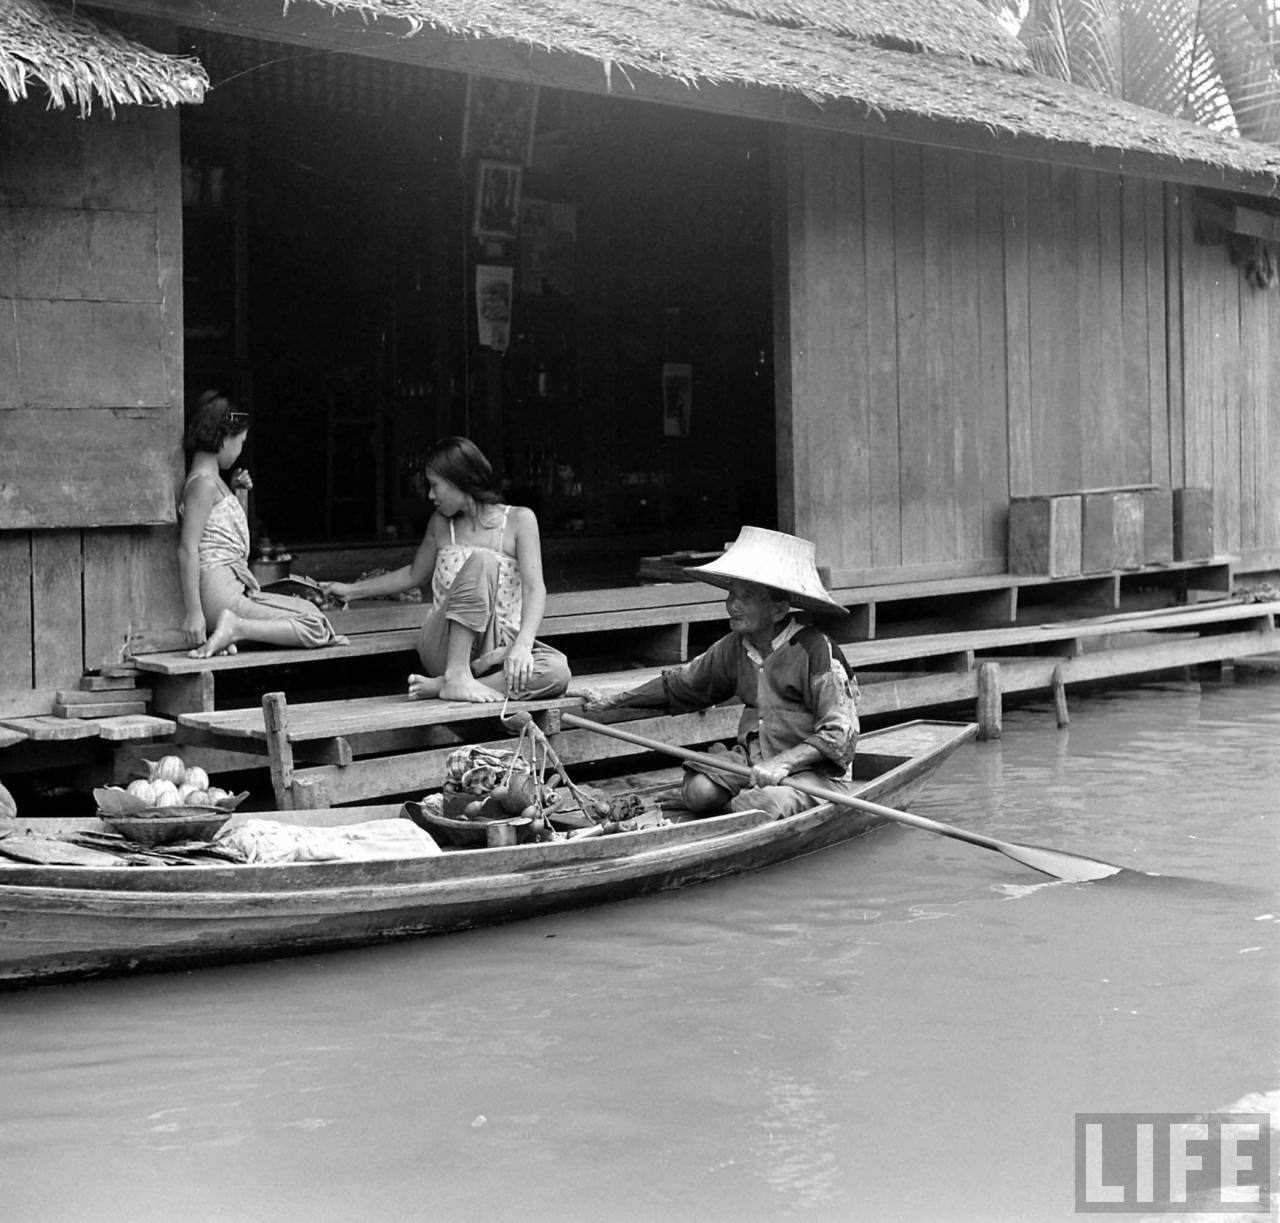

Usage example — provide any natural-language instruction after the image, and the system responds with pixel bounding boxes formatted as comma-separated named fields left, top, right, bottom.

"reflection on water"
left=3, top=677, right=1278, bottom=1223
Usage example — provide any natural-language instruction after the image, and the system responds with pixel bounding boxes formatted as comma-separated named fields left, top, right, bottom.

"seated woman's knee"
left=537, top=651, right=572, bottom=698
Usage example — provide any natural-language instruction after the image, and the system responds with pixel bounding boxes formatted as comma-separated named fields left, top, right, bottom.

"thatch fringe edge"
left=0, top=0, right=208, bottom=116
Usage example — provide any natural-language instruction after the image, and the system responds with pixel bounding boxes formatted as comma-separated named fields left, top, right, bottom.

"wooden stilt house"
left=3, top=0, right=1280, bottom=790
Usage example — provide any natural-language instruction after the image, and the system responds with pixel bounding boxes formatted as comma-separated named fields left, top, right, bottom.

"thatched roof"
left=288, top=0, right=1280, bottom=186
left=0, top=0, right=206, bottom=115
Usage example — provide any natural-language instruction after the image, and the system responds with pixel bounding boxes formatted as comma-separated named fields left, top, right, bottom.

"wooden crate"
left=1008, top=496, right=1082, bottom=577
left=1113, top=490, right=1145, bottom=570
left=1141, top=488, right=1174, bottom=565
left=1173, top=488, right=1214, bottom=560
left=1080, top=493, right=1117, bottom=573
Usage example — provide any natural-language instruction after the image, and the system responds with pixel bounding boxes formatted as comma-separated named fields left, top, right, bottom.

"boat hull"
left=0, top=720, right=975, bottom=987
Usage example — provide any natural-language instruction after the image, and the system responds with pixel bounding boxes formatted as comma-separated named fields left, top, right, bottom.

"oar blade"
left=1000, top=841, right=1124, bottom=884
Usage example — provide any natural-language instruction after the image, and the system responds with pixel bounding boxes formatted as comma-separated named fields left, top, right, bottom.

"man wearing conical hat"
left=583, top=527, right=859, bottom=819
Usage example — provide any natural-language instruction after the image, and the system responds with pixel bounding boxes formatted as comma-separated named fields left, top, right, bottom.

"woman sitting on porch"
left=322, top=436, right=570, bottom=704
left=178, top=391, right=348, bottom=659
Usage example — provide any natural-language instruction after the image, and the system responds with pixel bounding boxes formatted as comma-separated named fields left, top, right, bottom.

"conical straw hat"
left=690, top=526, right=844, bottom=614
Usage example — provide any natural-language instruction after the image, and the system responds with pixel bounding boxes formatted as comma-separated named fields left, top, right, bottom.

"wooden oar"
left=558, top=712, right=1124, bottom=884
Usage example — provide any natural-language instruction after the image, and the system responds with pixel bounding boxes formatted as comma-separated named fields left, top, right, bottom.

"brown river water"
left=2, top=675, right=1277, bottom=1222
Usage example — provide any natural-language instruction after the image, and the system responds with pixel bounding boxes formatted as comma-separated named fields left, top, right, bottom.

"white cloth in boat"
left=217, top=818, right=441, bottom=864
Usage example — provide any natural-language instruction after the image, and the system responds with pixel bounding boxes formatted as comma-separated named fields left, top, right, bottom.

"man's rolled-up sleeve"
left=804, top=644, right=859, bottom=771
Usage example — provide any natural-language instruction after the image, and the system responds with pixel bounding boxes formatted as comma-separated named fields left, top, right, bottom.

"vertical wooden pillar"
left=1051, top=663, right=1069, bottom=728
left=262, top=691, right=296, bottom=810
left=976, top=661, right=1002, bottom=740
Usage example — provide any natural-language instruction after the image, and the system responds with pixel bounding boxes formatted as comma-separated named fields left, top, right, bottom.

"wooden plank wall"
left=1178, top=199, right=1280, bottom=570
left=0, top=100, right=184, bottom=527
left=0, top=100, right=186, bottom=714
left=776, top=130, right=1174, bottom=574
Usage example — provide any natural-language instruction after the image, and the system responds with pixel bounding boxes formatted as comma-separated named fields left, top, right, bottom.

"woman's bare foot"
left=439, top=672, right=504, bottom=703
left=188, top=610, right=241, bottom=658
left=407, top=673, right=445, bottom=700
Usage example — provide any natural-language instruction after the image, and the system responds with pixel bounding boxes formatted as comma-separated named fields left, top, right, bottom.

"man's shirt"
left=615, top=618, right=859, bottom=777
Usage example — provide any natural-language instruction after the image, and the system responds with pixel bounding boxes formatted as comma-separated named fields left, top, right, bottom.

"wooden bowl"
left=402, top=801, right=531, bottom=848
left=100, top=807, right=231, bottom=847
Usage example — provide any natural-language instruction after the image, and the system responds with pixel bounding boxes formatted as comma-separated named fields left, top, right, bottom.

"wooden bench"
left=132, top=556, right=1240, bottom=718
left=175, top=680, right=741, bottom=809
left=133, top=582, right=733, bottom=716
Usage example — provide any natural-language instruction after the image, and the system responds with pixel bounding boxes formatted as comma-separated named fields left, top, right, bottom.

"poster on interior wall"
left=474, top=160, right=523, bottom=239
left=519, top=198, right=577, bottom=297
left=662, top=363, right=692, bottom=437
left=476, top=264, right=514, bottom=351
left=462, top=78, right=539, bottom=165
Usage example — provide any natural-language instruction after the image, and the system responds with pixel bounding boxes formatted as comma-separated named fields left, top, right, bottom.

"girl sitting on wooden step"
left=322, top=436, right=570, bottom=704
left=178, top=391, right=348, bottom=659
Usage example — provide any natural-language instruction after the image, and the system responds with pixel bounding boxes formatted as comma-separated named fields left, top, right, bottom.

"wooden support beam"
left=153, top=672, right=214, bottom=716
left=976, top=662, right=1002, bottom=740
left=262, top=691, right=296, bottom=810
left=1051, top=664, right=1069, bottom=727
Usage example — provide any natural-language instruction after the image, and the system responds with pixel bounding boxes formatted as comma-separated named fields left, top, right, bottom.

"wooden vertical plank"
left=1002, top=159, right=1033, bottom=500
left=82, top=523, right=184, bottom=672
left=893, top=143, right=927, bottom=563
left=1165, top=186, right=1185, bottom=487
left=153, top=105, right=184, bottom=414
left=1239, top=283, right=1263, bottom=551
left=770, top=126, right=799, bottom=534
left=1144, top=179, right=1169, bottom=487
left=1121, top=175, right=1152, bottom=484
left=1210, top=252, right=1236, bottom=553
left=1090, top=168, right=1129, bottom=486
left=30, top=530, right=83, bottom=690
left=1050, top=163, right=1082, bottom=491
left=794, top=128, right=838, bottom=550
left=922, top=144, right=954, bottom=565
left=863, top=137, right=901, bottom=569
left=948, top=150, right=983, bottom=563
left=1026, top=163, right=1058, bottom=492
left=833, top=132, right=872, bottom=571
left=0, top=533, right=33, bottom=691
left=82, top=528, right=141, bottom=669
left=1076, top=170, right=1106, bottom=485
left=975, top=156, right=1009, bottom=561
left=1267, top=293, right=1280, bottom=553
left=1180, top=200, right=1211, bottom=489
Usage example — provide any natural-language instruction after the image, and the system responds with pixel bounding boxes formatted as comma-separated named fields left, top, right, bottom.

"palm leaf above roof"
left=0, top=0, right=206, bottom=115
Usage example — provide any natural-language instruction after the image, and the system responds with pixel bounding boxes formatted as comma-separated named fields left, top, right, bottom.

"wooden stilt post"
left=262, top=691, right=296, bottom=810
left=976, top=662, right=1002, bottom=740
left=1051, top=663, right=1069, bottom=728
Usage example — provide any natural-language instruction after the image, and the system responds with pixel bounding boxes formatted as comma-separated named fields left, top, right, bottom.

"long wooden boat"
left=0, top=720, right=976, bottom=988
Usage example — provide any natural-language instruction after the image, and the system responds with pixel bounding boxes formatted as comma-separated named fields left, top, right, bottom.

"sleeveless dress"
left=417, top=505, right=570, bottom=699
left=188, top=476, right=347, bottom=649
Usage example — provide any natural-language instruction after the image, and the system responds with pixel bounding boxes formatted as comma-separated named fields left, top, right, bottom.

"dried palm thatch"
left=0, top=0, right=207, bottom=115
left=290, top=0, right=1032, bottom=78
left=289, top=0, right=1280, bottom=183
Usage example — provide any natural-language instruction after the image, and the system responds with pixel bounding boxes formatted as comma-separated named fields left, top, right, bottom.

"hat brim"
left=690, top=565, right=846, bottom=615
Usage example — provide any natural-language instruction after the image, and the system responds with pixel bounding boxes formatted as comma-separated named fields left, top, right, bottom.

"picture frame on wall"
left=461, top=77, right=539, bottom=165
left=473, top=160, right=522, bottom=240
left=475, top=264, right=514, bottom=352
